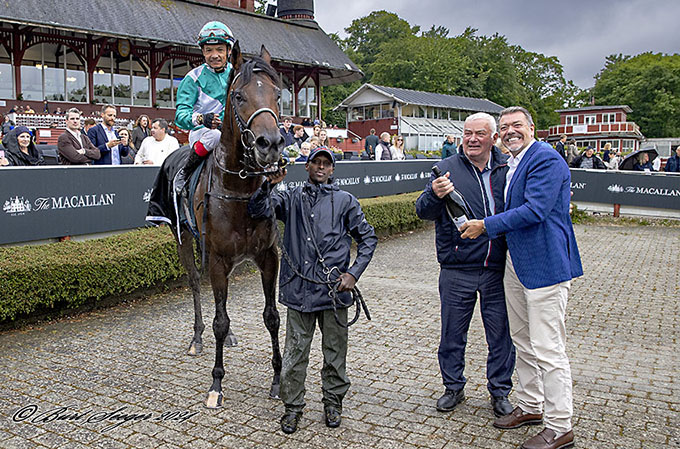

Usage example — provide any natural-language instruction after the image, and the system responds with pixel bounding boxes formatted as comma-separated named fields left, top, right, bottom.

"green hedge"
left=0, top=191, right=425, bottom=323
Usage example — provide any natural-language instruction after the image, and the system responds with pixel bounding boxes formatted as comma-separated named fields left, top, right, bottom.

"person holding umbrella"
left=618, top=148, right=658, bottom=171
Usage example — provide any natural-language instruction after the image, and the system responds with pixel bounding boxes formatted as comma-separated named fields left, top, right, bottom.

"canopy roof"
left=0, top=0, right=362, bottom=85
left=338, top=84, right=504, bottom=114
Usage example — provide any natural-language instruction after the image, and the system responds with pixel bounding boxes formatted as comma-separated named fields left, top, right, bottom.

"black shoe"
left=436, top=388, right=465, bottom=412
left=324, top=405, right=342, bottom=428
left=174, top=151, right=204, bottom=197
left=280, top=411, right=301, bottom=434
left=491, top=395, right=514, bottom=417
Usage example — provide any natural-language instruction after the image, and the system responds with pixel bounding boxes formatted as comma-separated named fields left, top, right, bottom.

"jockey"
left=174, top=21, right=235, bottom=196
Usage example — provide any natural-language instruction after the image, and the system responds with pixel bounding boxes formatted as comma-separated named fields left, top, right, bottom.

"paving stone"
left=1, top=225, right=678, bottom=448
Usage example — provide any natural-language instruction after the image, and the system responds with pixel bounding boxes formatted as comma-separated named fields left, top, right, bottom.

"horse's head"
left=227, top=42, right=284, bottom=171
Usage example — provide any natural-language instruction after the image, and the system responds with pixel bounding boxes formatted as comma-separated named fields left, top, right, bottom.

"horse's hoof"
left=205, top=390, right=223, bottom=409
left=269, top=383, right=280, bottom=400
left=225, top=334, right=238, bottom=347
left=187, top=341, right=203, bottom=356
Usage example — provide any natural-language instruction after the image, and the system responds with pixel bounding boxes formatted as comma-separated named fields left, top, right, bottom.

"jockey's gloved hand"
left=203, top=113, right=221, bottom=130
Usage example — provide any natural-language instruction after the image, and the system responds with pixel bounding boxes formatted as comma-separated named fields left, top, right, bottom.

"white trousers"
left=504, top=253, right=573, bottom=433
left=188, top=127, right=221, bottom=151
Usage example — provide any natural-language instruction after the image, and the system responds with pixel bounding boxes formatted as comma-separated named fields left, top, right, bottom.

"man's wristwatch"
left=481, top=220, right=486, bottom=233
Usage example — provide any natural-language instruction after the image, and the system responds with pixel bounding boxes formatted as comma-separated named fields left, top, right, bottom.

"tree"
left=592, top=52, right=680, bottom=138
left=342, top=11, right=419, bottom=80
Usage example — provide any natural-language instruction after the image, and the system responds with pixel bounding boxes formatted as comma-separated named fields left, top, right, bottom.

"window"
left=93, top=52, right=113, bottom=104
left=0, top=45, right=12, bottom=99
left=349, top=107, right=363, bottom=122
left=297, top=85, right=316, bottom=118
left=172, top=60, right=192, bottom=109
left=131, top=58, right=150, bottom=107
left=279, top=73, right=293, bottom=117
left=602, top=113, right=617, bottom=123
left=155, top=59, right=173, bottom=108
left=584, top=115, right=596, bottom=125
left=565, top=115, right=578, bottom=125
left=380, top=103, right=394, bottom=118
left=621, top=140, right=636, bottom=151
left=576, top=140, right=597, bottom=150
left=65, top=48, right=87, bottom=103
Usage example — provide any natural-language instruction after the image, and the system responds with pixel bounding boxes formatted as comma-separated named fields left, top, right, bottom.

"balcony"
left=549, top=121, right=642, bottom=137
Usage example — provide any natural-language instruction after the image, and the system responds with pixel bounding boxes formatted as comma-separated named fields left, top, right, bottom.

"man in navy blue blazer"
left=87, top=104, right=130, bottom=165
left=461, top=107, right=582, bottom=449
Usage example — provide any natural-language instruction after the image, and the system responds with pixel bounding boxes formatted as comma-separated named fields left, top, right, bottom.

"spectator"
left=390, top=135, right=405, bottom=160
left=306, top=124, right=321, bottom=142
left=570, top=146, right=606, bottom=169
left=24, top=105, right=35, bottom=114
left=279, top=116, right=295, bottom=147
left=416, top=112, right=515, bottom=418
left=318, top=128, right=329, bottom=147
left=375, top=132, right=392, bottom=161
left=83, top=118, right=96, bottom=135
left=134, top=118, right=180, bottom=165
left=607, top=151, right=622, bottom=170
left=555, top=134, right=567, bottom=161
left=295, top=141, right=311, bottom=163
left=43, top=99, right=50, bottom=114
left=460, top=107, right=582, bottom=449
left=57, top=108, right=101, bottom=165
left=117, top=128, right=136, bottom=164
left=2, top=126, right=44, bottom=166
left=0, top=127, right=6, bottom=165
left=301, top=117, right=312, bottom=126
left=2, top=114, right=14, bottom=135
left=442, top=134, right=457, bottom=159
left=131, top=114, right=151, bottom=150
left=248, top=147, right=377, bottom=435
left=602, top=143, right=612, bottom=162
left=633, top=152, right=654, bottom=171
left=664, top=146, right=680, bottom=172
left=308, top=136, right=321, bottom=149
left=292, top=125, right=307, bottom=147
left=566, top=139, right=579, bottom=165
left=364, top=128, right=379, bottom=159
left=54, top=107, right=63, bottom=115
left=87, top=104, right=131, bottom=165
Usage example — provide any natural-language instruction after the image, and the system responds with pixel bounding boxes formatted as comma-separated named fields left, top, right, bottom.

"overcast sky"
left=312, top=0, right=679, bottom=89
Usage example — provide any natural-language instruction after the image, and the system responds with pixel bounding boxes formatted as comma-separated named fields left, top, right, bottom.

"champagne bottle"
left=432, top=165, right=470, bottom=230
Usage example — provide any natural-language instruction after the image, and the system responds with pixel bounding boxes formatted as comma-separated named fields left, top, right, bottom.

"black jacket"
left=570, top=154, right=606, bottom=169
left=248, top=180, right=377, bottom=312
left=2, top=129, right=44, bottom=166
left=416, top=147, right=508, bottom=271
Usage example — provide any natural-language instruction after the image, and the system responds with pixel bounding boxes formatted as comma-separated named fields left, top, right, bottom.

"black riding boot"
left=175, top=151, right=205, bottom=197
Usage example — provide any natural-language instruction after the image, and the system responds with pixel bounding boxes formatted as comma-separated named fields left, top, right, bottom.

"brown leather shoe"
left=493, top=406, right=543, bottom=429
left=522, top=427, right=574, bottom=449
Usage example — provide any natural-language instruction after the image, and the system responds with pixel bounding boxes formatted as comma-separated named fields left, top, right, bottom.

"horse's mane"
left=236, top=56, right=280, bottom=87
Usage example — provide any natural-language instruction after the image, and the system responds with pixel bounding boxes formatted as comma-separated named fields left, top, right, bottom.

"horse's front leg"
left=177, top=229, right=205, bottom=356
left=205, top=255, right=232, bottom=409
left=255, top=245, right=282, bottom=399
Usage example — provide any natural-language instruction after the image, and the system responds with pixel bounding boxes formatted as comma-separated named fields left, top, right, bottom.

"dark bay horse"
left=175, top=43, right=284, bottom=408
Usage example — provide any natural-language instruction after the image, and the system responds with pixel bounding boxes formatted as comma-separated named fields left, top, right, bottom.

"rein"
left=213, top=69, right=283, bottom=179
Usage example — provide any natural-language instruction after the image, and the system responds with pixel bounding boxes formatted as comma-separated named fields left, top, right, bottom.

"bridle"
left=214, top=69, right=285, bottom=179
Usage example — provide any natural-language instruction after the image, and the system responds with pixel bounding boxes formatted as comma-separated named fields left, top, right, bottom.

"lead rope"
left=268, top=188, right=370, bottom=328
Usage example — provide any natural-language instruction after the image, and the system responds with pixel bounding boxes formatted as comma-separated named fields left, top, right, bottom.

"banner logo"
left=143, top=189, right=152, bottom=203
left=3, top=197, right=32, bottom=216
left=3, top=193, right=116, bottom=216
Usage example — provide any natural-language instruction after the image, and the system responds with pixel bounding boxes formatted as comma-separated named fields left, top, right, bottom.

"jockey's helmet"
left=197, top=21, right=235, bottom=48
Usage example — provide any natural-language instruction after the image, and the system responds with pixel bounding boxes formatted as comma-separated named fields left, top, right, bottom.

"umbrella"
left=618, top=147, right=658, bottom=171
